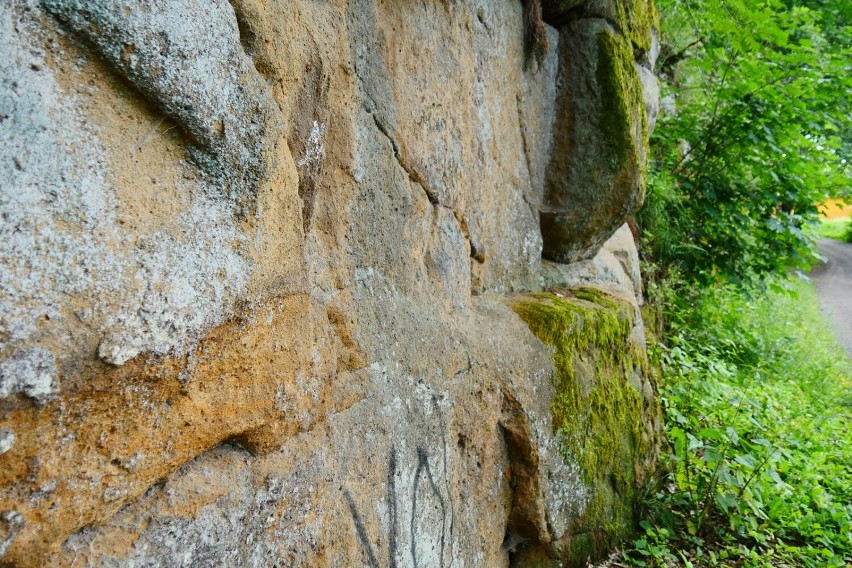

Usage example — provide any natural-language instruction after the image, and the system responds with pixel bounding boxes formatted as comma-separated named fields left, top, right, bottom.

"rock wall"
left=0, top=1, right=661, bottom=565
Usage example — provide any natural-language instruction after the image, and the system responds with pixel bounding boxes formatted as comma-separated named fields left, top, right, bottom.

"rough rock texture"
left=542, top=224, right=644, bottom=306
left=540, top=0, right=660, bottom=262
left=0, top=0, right=660, bottom=566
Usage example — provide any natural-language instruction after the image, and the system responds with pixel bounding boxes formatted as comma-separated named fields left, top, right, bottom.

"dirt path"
left=811, top=238, right=852, bottom=357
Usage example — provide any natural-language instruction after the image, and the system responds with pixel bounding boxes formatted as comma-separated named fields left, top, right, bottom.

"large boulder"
left=540, top=0, right=659, bottom=263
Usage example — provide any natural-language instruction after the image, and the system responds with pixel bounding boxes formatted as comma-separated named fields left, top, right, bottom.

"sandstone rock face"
left=542, top=223, right=645, bottom=306
left=540, top=0, right=660, bottom=262
left=0, top=1, right=660, bottom=566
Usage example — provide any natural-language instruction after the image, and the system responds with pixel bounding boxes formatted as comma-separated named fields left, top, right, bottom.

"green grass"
left=815, top=218, right=852, bottom=243
left=621, top=277, right=852, bottom=567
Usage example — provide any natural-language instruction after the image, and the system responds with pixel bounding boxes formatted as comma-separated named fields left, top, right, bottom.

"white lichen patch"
left=1, top=3, right=121, bottom=346
left=97, top=195, right=251, bottom=365
left=296, top=120, right=327, bottom=179
left=0, top=429, right=16, bottom=455
left=0, top=3, right=252, bottom=367
left=0, top=510, right=24, bottom=557
left=40, top=0, right=282, bottom=208
left=0, top=348, right=58, bottom=404
left=541, top=429, right=588, bottom=540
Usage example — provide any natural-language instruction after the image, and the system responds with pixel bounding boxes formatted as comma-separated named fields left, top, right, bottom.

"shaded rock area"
left=542, top=224, right=644, bottom=306
left=540, top=0, right=660, bottom=262
left=0, top=0, right=660, bottom=566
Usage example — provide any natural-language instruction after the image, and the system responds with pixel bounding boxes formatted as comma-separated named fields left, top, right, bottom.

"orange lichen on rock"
left=0, top=295, right=328, bottom=563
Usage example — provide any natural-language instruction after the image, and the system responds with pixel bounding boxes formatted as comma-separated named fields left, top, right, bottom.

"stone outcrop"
left=540, top=0, right=660, bottom=262
left=511, top=284, right=659, bottom=564
left=0, top=0, right=660, bottom=565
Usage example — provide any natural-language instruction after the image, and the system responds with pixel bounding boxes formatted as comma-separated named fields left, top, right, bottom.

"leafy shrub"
left=629, top=0, right=852, bottom=564
left=640, top=0, right=852, bottom=285
left=622, top=278, right=852, bottom=566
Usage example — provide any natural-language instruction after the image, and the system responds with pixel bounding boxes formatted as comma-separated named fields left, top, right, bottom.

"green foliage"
left=630, top=3, right=851, bottom=564
left=622, top=277, right=852, bottom=566
left=640, top=0, right=852, bottom=284
left=814, top=218, right=852, bottom=242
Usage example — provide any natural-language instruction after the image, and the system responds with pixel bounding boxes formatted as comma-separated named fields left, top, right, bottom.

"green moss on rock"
left=620, top=0, right=660, bottom=55
left=596, top=28, right=647, bottom=171
left=542, top=0, right=660, bottom=56
left=513, top=287, right=657, bottom=564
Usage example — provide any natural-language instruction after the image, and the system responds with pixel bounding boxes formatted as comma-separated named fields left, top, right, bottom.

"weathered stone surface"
left=543, top=223, right=644, bottom=306
left=540, top=17, right=651, bottom=263
left=40, top=0, right=283, bottom=212
left=0, top=0, right=662, bottom=565
left=0, top=0, right=304, bottom=372
left=537, top=0, right=661, bottom=264
left=0, top=348, right=57, bottom=404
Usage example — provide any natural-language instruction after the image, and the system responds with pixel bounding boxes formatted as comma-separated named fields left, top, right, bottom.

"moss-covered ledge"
left=511, top=286, right=662, bottom=566
left=541, top=0, right=660, bottom=56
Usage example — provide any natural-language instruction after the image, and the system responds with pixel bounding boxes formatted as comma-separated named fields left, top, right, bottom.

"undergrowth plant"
left=629, top=0, right=851, bottom=564
left=815, top=218, right=852, bottom=243
left=622, top=278, right=852, bottom=566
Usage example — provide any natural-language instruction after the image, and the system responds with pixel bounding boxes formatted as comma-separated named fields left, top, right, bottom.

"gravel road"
left=811, top=238, right=852, bottom=357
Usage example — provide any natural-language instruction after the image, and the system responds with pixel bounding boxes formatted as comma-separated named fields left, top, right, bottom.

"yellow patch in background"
left=819, top=199, right=852, bottom=219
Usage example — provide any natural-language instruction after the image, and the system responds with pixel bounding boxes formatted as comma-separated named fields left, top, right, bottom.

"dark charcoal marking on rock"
left=431, top=393, right=456, bottom=567
left=343, top=487, right=380, bottom=568
left=410, top=446, right=447, bottom=568
left=422, top=448, right=448, bottom=568
left=410, top=452, right=421, bottom=568
left=388, top=445, right=399, bottom=568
